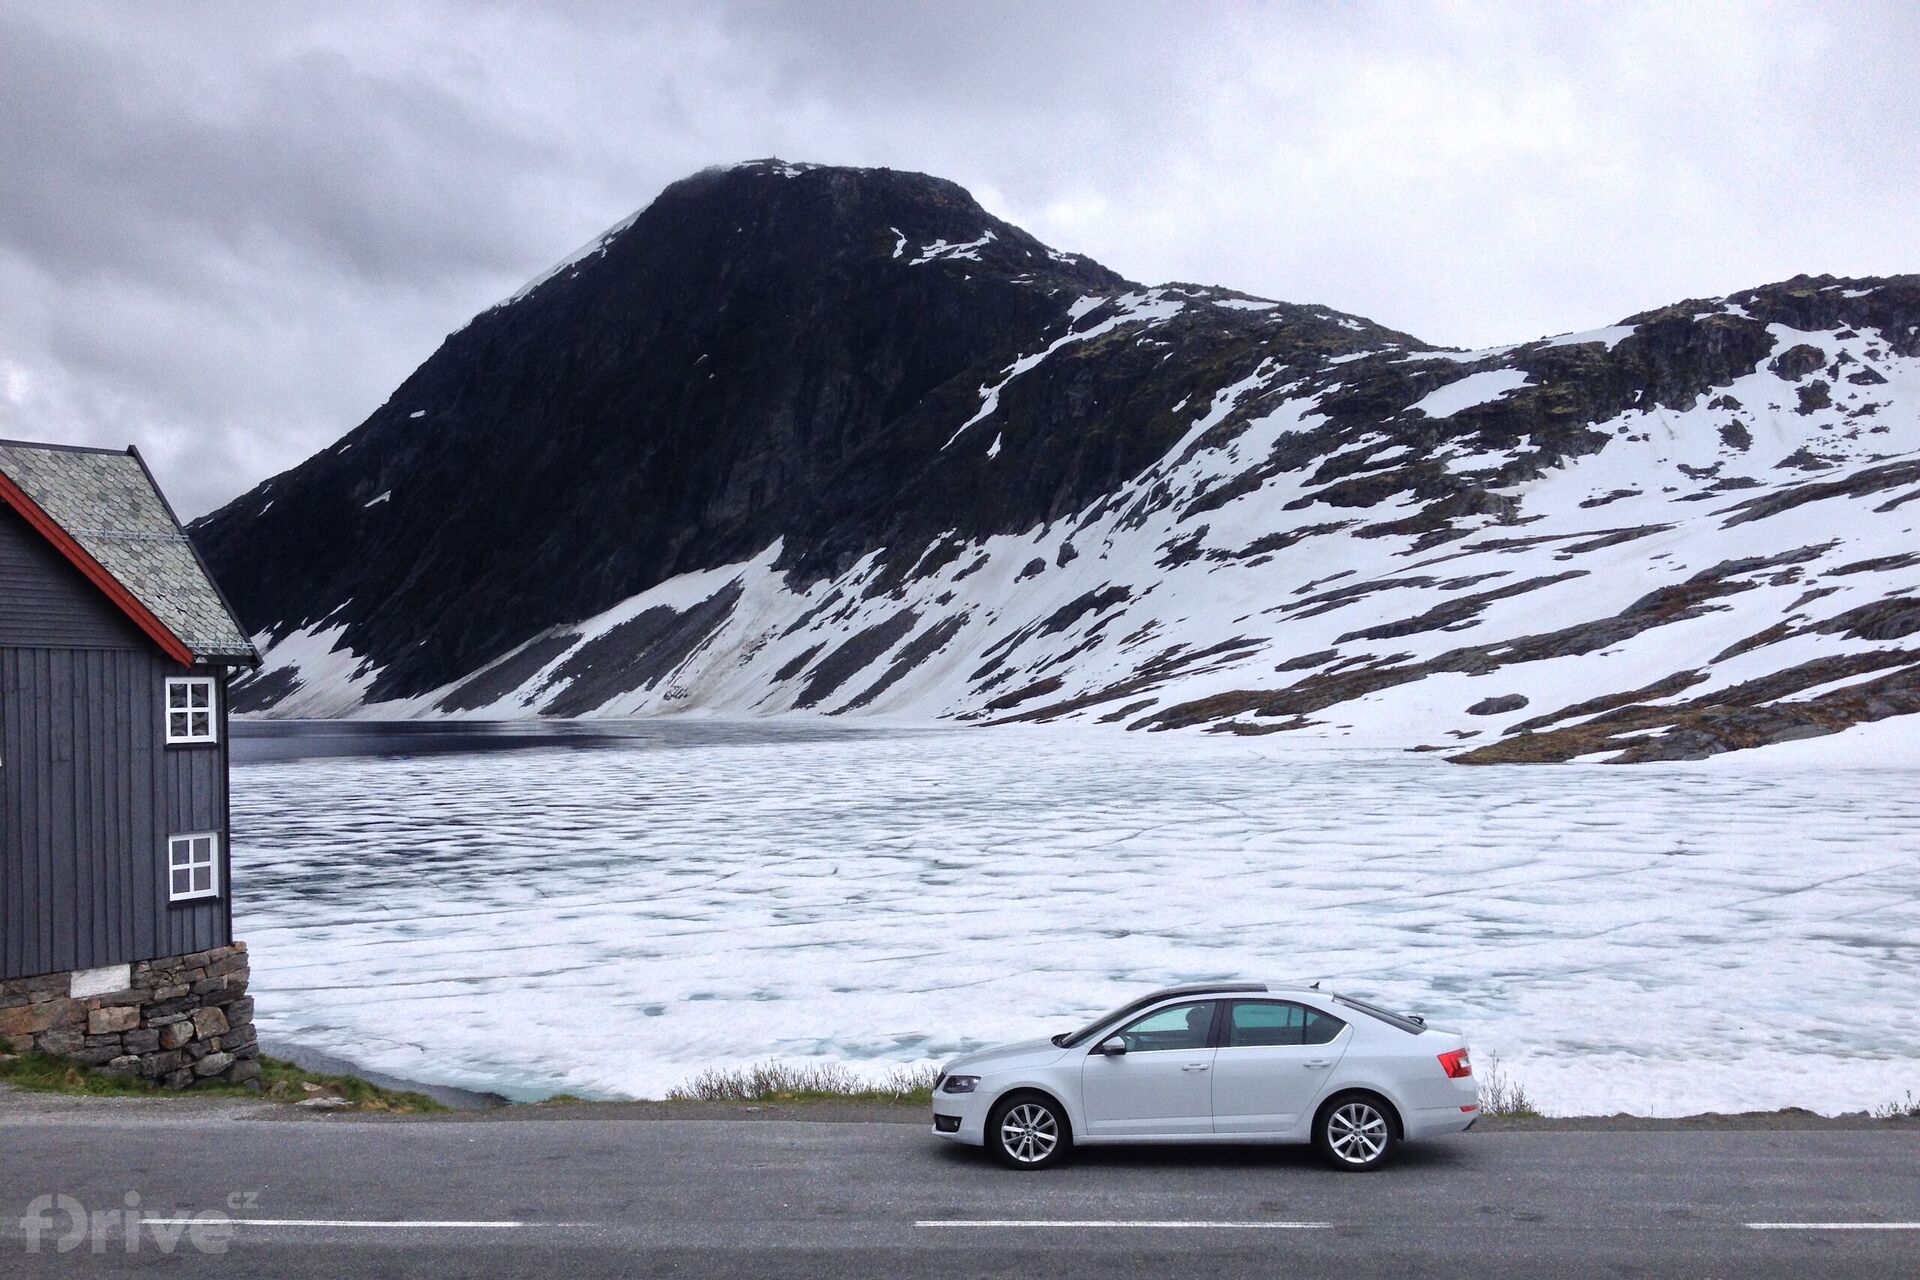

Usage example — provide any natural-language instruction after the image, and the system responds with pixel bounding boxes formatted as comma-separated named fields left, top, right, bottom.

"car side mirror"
left=1098, top=1035, right=1128, bottom=1056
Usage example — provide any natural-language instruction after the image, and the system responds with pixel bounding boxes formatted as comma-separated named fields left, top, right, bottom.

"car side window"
left=1228, top=1000, right=1347, bottom=1048
left=1300, top=1006, right=1346, bottom=1046
left=1111, top=1001, right=1217, bottom=1053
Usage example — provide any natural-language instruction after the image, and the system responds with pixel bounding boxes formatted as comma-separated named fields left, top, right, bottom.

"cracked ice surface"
left=232, top=723, right=1920, bottom=1113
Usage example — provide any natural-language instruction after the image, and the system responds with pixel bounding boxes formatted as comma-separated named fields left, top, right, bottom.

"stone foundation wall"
left=0, top=942, right=260, bottom=1089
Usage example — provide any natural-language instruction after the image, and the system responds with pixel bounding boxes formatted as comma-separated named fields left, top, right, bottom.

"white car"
left=930, top=982, right=1478, bottom=1170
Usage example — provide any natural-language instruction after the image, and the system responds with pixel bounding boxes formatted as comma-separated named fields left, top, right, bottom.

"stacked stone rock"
left=0, top=942, right=260, bottom=1089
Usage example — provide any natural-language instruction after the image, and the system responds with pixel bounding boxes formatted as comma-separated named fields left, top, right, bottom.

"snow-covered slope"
left=195, top=162, right=1920, bottom=762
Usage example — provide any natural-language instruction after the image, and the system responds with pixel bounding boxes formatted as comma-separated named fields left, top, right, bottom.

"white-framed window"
left=167, top=832, right=221, bottom=902
left=165, top=677, right=217, bottom=744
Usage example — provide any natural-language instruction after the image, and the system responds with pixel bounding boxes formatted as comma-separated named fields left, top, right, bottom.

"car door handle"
left=1182, top=1063, right=1211, bottom=1072
left=1303, top=1059, right=1332, bottom=1068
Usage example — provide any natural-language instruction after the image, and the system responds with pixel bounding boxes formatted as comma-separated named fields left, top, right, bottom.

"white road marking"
left=142, top=1217, right=535, bottom=1229
left=916, top=1220, right=1332, bottom=1229
left=1745, top=1222, right=1920, bottom=1231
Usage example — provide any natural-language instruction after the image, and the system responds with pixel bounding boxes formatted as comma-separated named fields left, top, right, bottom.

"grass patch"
left=665, top=1060, right=938, bottom=1106
left=254, top=1058, right=447, bottom=1113
left=1872, top=1090, right=1919, bottom=1120
left=0, top=1052, right=444, bottom=1114
left=0, top=1052, right=172, bottom=1098
left=1477, top=1052, right=1542, bottom=1118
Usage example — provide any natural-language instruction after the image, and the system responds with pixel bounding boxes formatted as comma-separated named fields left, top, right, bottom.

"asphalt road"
left=1, top=1101, right=1915, bottom=1278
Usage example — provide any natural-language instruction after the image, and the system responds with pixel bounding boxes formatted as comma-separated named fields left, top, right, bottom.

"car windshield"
left=1053, top=984, right=1270, bottom=1048
left=1054, top=995, right=1164, bottom=1049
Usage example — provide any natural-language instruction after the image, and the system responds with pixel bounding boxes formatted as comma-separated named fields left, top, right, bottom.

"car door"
left=1210, top=1000, right=1351, bottom=1136
left=1079, top=1000, right=1219, bottom=1137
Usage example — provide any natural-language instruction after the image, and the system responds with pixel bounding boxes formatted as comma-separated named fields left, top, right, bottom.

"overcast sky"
left=3, top=1, right=1916, bottom=517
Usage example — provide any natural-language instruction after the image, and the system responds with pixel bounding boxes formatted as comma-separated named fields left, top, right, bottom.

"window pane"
left=168, top=683, right=187, bottom=710
left=169, top=841, right=189, bottom=868
left=192, top=867, right=212, bottom=892
left=1301, top=1011, right=1346, bottom=1046
left=1229, top=1001, right=1307, bottom=1047
left=169, top=712, right=190, bottom=738
left=171, top=869, right=191, bottom=895
left=194, top=837, right=213, bottom=862
left=190, top=683, right=210, bottom=709
left=1115, top=1001, right=1216, bottom=1052
left=191, top=712, right=211, bottom=738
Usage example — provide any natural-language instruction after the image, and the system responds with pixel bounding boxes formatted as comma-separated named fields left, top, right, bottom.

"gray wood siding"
left=0, top=505, right=150, bottom=650
left=1, top=648, right=229, bottom=979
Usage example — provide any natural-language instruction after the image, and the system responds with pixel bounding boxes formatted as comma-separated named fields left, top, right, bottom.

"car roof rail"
left=1147, top=981, right=1269, bottom=1000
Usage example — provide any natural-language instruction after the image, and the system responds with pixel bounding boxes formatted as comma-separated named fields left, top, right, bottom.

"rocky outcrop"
left=1467, top=695, right=1529, bottom=716
left=1453, top=651, right=1920, bottom=764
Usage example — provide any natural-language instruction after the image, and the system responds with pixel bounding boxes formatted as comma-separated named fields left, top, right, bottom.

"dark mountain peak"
left=684, top=157, right=985, bottom=220
left=691, top=157, right=976, bottom=207
left=670, top=159, right=1075, bottom=265
left=493, top=158, right=1127, bottom=319
left=192, top=163, right=1153, bottom=691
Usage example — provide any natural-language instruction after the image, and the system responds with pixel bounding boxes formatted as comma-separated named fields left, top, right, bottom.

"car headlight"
left=941, top=1074, right=980, bottom=1094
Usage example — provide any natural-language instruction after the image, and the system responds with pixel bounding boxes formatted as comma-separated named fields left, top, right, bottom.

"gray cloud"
left=2, top=0, right=1916, bottom=516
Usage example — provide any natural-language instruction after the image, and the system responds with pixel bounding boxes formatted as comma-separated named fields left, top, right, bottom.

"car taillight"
left=1438, top=1048, right=1472, bottom=1079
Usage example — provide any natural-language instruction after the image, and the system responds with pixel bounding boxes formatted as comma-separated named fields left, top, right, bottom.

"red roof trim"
left=0, top=467, right=198, bottom=667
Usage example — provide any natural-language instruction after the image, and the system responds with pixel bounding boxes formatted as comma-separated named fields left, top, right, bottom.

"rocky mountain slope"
left=191, top=159, right=1920, bottom=762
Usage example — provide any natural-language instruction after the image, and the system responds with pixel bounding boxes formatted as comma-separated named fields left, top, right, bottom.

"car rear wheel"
left=1315, top=1094, right=1397, bottom=1171
left=987, top=1094, right=1069, bottom=1170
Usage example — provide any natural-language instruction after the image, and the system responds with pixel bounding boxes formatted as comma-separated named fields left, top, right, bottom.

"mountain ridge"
left=192, top=159, right=1920, bottom=762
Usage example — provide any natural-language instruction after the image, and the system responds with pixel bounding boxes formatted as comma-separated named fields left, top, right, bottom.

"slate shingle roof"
left=0, top=441, right=258, bottom=664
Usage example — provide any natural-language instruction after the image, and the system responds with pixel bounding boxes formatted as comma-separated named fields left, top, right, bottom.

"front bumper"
left=930, top=1086, right=993, bottom=1146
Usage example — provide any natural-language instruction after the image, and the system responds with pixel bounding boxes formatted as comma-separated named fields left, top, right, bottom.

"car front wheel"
left=1315, top=1094, right=1397, bottom=1171
left=987, top=1093, right=1070, bottom=1170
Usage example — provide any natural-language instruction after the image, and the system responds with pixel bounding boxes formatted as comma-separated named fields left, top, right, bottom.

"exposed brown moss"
left=1453, top=650, right=1920, bottom=763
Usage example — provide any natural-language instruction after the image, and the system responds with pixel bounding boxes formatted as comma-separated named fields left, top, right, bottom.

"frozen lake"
left=230, top=721, right=1920, bottom=1114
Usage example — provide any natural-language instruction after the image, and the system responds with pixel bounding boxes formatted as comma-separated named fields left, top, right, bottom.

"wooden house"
left=0, top=439, right=263, bottom=1087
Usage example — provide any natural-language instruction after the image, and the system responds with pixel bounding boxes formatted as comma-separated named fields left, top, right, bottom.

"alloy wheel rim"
left=999, top=1103, right=1059, bottom=1163
left=1327, top=1102, right=1388, bottom=1164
